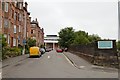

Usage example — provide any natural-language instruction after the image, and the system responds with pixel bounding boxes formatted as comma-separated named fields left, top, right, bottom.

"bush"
left=2, top=47, right=21, bottom=59
left=2, top=34, right=7, bottom=47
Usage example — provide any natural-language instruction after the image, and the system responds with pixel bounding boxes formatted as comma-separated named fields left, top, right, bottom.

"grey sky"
left=25, top=0, right=118, bottom=40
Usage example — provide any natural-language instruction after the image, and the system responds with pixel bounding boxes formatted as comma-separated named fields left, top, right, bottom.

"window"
left=14, top=25, right=16, bottom=33
left=2, top=2, right=5, bottom=11
left=19, top=13, right=22, bottom=21
left=10, top=7, right=12, bottom=18
left=14, top=12, right=16, bottom=20
left=5, top=2, right=8, bottom=12
left=14, top=1, right=17, bottom=7
left=8, top=21, right=11, bottom=28
left=31, top=30, right=34, bottom=34
left=18, top=36, right=20, bottom=44
left=17, top=13, right=19, bottom=21
left=18, top=25, right=20, bottom=32
left=4, top=19, right=9, bottom=28
left=13, top=38, right=16, bottom=46
left=0, top=17, right=1, bottom=28
left=19, top=3, right=22, bottom=9
left=32, top=24, right=36, bottom=27
left=7, top=34, right=10, bottom=44
left=21, top=14, right=23, bottom=22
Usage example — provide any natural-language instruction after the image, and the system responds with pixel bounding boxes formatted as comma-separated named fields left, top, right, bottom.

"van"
left=29, top=46, right=41, bottom=57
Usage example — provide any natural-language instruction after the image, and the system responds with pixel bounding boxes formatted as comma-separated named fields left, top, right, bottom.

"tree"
left=58, top=27, right=101, bottom=47
left=58, top=27, right=75, bottom=48
left=117, top=41, right=120, bottom=51
left=88, top=34, right=101, bottom=43
left=27, top=38, right=36, bottom=47
left=73, top=30, right=90, bottom=45
left=25, top=38, right=36, bottom=54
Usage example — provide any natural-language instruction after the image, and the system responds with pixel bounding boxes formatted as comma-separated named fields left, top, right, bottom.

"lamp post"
left=22, top=5, right=27, bottom=55
left=118, top=1, right=120, bottom=41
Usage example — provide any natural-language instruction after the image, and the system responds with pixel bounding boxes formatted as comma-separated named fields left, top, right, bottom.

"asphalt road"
left=2, top=50, right=118, bottom=78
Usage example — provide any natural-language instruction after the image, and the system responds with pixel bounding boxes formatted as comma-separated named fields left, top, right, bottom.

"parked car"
left=56, top=48, right=63, bottom=53
left=40, top=48, right=45, bottom=55
left=64, top=48, right=68, bottom=52
left=29, top=46, right=41, bottom=57
left=45, top=48, right=53, bottom=52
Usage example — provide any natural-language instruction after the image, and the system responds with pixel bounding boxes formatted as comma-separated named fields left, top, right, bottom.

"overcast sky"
left=25, top=0, right=119, bottom=40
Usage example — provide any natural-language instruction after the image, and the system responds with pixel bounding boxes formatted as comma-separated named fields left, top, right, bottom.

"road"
left=2, top=50, right=118, bottom=78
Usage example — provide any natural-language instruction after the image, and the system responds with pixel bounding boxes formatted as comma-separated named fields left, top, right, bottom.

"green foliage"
left=117, top=41, right=120, bottom=51
left=73, top=31, right=90, bottom=45
left=27, top=38, right=36, bottom=47
left=40, top=44, right=45, bottom=48
left=1, top=34, right=22, bottom=59
left=2, top=47, right=21, bottom=59
left=2, top=34, right=7, bottom=47
left=88, top=34, right=101, bottom=42
left=58, top=27, right=75, bottom=47
left=25, top=38, right=36, bottom=54
left=0, top=34, right=2, bottom=60
left=58, top=27, right=101, bottom=47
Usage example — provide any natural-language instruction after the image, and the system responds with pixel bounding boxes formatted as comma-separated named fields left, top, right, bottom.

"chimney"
left=25, top=2, right=28, bottom=10
left=35, top=18, right=37, bottom=22
left=42, top=28, right=44, bottom=32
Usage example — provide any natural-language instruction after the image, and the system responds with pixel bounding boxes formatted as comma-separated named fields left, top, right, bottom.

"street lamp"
left=118, top=0, right=120, bottom=41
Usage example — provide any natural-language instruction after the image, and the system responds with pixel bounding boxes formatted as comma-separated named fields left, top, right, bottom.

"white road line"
left=79, top=66, right=85, bottom=69
left=48, top=56, right=50, bottom=59
left=62, top=53, right=74, bottom=67
left=0, top=72, right=2, bottom=79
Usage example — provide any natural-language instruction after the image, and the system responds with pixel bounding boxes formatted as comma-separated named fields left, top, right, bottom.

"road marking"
left=79, top=66, right=85, bottom=69
left=48, top=56, right=50, bottom=59
left=0, top=72, right=2, bottom=79
left=62, top=53, right=74, bottom=67
left=34, top=58, right=39, bottom=60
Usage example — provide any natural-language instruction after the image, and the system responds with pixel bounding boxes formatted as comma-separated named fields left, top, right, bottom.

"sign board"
left=97, top=41, right=113, bottom=49
left=23, top=39, right=26, bottom=45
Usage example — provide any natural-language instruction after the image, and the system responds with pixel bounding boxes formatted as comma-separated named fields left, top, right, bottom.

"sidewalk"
left=1, top=54, right=29, bottom=69
left=63, top=52, right=118, bottom=72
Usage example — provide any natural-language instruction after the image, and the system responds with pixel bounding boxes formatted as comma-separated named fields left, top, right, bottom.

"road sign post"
left=22, top=39, right=26, bottom=55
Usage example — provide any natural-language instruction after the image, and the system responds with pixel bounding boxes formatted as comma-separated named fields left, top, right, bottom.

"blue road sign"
left=23, top=39, right=26, bottom=45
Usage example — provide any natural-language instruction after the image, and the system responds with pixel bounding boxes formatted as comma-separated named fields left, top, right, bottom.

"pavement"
left=1, top=54, right=28, bottom=79
left=63, top=52, right=118, bottom=72
left=2, top=50, right=118, bottom=78
left=2, top=54, right=29, bottom=69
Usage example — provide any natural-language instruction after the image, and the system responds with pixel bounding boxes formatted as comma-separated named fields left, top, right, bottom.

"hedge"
left=2, top=47, right=21, bottom=59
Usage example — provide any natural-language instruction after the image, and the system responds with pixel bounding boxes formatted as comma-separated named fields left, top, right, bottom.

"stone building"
left=1, top=1, right=44, bottom=47
left=1, top=1, right=30, bottom=47
left=30, top=19, right=44, bottom=46
left=44, top=35, right=59, bottom=49
left=0, top=1, right=1, bottom=31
